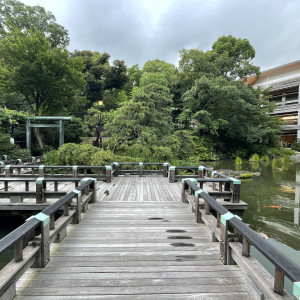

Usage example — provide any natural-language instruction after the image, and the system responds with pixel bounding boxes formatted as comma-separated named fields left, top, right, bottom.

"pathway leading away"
left=16, top=176, right=251, bottom=299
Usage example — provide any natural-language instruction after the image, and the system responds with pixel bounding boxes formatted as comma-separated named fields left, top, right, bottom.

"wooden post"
left=274, top=267, right=284, bottom=295
left=230, top=178, right=241, bottom=203
left=113, top=162, right=119, bottom=177
left=163, top=163, right=168, bottom=177
left=5, top=165, right=11, bottom=177
left=50, top=214, right=55, bottom=230
left=74, top=190, right=82, bottom=224
left=0, top=161, right=4, bottom=175
left=90, top=180, right=96, bottom=203
left=39, top=165, right=45, bottom=176
left=105, top=166, right=112, bottom=183
left=242, top=237, right=250, bottom=257
left=139, top=162, right=143, bottom=177
left=27, top=213, right=50, bottom=267
left=169, top=166, right=176, bottom=183
left=36, top=177, right=45, bottom=203
left=14, top=239, right=23, bottom=262
left=72, top=165, right=78, bottom=177
left=181, top=180, right=187, bottom=203
left=220, top=212, right=235, bottom=265
left=198, top=166, right=204, bottom=178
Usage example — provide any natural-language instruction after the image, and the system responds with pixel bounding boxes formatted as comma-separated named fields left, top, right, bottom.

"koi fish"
left=264, top=205, right=282, bottom=209
left=258, top=232, right=269, bottom=239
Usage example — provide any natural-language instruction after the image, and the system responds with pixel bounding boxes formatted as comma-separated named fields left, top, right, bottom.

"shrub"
left=249, top=153, right=260, bottom=162
left=43, top=150, right=59, bottom=165
left=8, top=148, right=30, bottom=159
left=291, top=141, right=300, bottom=152
left=272, top=158, right=282, bottom=170
left=239, top=173, right=253, bottom=179
left=0, top=134, right=14, bottom=155
left=268, top=147, right=294, bottom=158
left=235, top=156, right=242, bottom=165
left=260, top=155, right=270, bottom=162
left=90, top=150, right=115, bottom=166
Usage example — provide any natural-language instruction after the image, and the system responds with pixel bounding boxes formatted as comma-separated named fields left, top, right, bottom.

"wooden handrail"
left=182, top=179, right=300, bottom=297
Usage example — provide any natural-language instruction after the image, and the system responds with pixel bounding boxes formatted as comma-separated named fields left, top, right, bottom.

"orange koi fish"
left=264, top=205, right=282, bottom=209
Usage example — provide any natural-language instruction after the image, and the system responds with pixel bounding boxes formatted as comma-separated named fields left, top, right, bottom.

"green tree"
left=0, top=0, right=69, bottom=47
left=0, top=28, right=85, bottom=148
left=0, top=28, right=85, bottom=116
left=181, top=75, right=280, bottom=155
left=72, top=50, right=128, bottom=109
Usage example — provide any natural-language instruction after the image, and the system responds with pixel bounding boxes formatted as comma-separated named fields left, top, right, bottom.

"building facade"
left=247, top=60, right=300, bottom=146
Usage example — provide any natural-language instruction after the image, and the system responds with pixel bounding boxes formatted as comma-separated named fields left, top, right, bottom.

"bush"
left=268, top=147, right=294, bottom=158
left=249, top=153, right=260, bottom=162
left=291, top=141, right=300, bottom=152
left=260, top=155, right=270, bottom=162
left=90, top=150, right=115, bottom=166
left=0, top=134, right=14, bottom=155
left=235, top=156, right=242, bottom=165
left=272, top=158, right=282, bottom=170
left=239, top=173, right=253, bottom=179
left=8, top=148, right=30, bottom=159
left=43, top=150, right=59, bottom=165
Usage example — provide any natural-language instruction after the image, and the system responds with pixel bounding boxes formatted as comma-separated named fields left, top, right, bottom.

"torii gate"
left=26, top=116, right=72, bottom=153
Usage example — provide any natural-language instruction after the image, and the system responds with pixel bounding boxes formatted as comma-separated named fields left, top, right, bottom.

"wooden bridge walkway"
left=15, top=177, right=251, bottom=299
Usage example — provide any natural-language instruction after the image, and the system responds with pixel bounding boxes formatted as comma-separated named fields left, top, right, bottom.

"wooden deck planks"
left=16, top=176, right=251, bottom=299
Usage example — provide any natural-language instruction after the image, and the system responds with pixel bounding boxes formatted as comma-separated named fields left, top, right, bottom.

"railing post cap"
left=72, top=165, right=78, bottom=170
left=113, top=162, right=119, bottom=166
left=163, top=162, right=169, bottom=166
left=139, top=162, right=143, bottom=166
left=72, top=189, right=82, bottom=197
left=39, top=165, right=45, bottom=169
left=0, top=161, right=4, bottom=165
left=229, top=177, right=241, bottom=185
left=5, top=164, right=11, bottom=169
left=293, top=281, right=300, bottom=299
left=27, top=212, right=50, bottom=227
left=80, top=177, right=97, bottom=184
left=169, top=166, right=176, bottom=170
left=17, top=159, right=22, bottom=163
left=182, top=178, right=197, bottom=184
left=32, top=156, right=36, bottom=160
left=198, top=166, right=205, bottom=170
left=195, top=189, right=208, bottom=197
left=221, top=212, right=242, bottom=225
left=36, top=177, right=44, bottom=184
left=106, top=165, right=112, bottom=170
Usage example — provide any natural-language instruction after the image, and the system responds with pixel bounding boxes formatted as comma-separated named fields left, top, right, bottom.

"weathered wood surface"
left=15, top=176, right=251, bottom=299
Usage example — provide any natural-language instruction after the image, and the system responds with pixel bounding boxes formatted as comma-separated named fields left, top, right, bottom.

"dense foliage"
left=0, top=0, right=283, bottom=162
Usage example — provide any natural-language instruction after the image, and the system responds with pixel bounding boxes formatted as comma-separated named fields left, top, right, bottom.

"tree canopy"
left=0, top=28, right=85, bottom=116
left=0, top=0, right=69, bottom=47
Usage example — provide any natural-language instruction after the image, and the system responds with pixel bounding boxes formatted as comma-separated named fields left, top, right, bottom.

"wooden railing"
left=0, top=165, right=112, bottom=182
left=169, top=165, right=241, bottom=203
left=112, top=162, right=167, bottom=177
left=0, top=178, right=96, bottom=300
left=0, top=155, right=43, bottom=165
left=0, top=177, right=87, bottom=203
left=181, top=179, right=300, bottom=299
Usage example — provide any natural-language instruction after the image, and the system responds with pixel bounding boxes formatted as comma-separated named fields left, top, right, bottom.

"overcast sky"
left=21, top=0, right=300, bottom=71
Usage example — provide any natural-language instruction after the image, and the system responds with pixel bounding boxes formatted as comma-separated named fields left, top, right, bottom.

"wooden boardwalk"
left=15, top=176, right=251, bottom=299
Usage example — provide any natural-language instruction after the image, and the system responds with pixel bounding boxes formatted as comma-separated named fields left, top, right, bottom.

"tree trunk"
left=33, top=127, right=43, bottom=149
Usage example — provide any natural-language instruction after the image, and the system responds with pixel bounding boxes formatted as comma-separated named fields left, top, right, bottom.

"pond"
left=209, top=159, right=300, bottom=294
